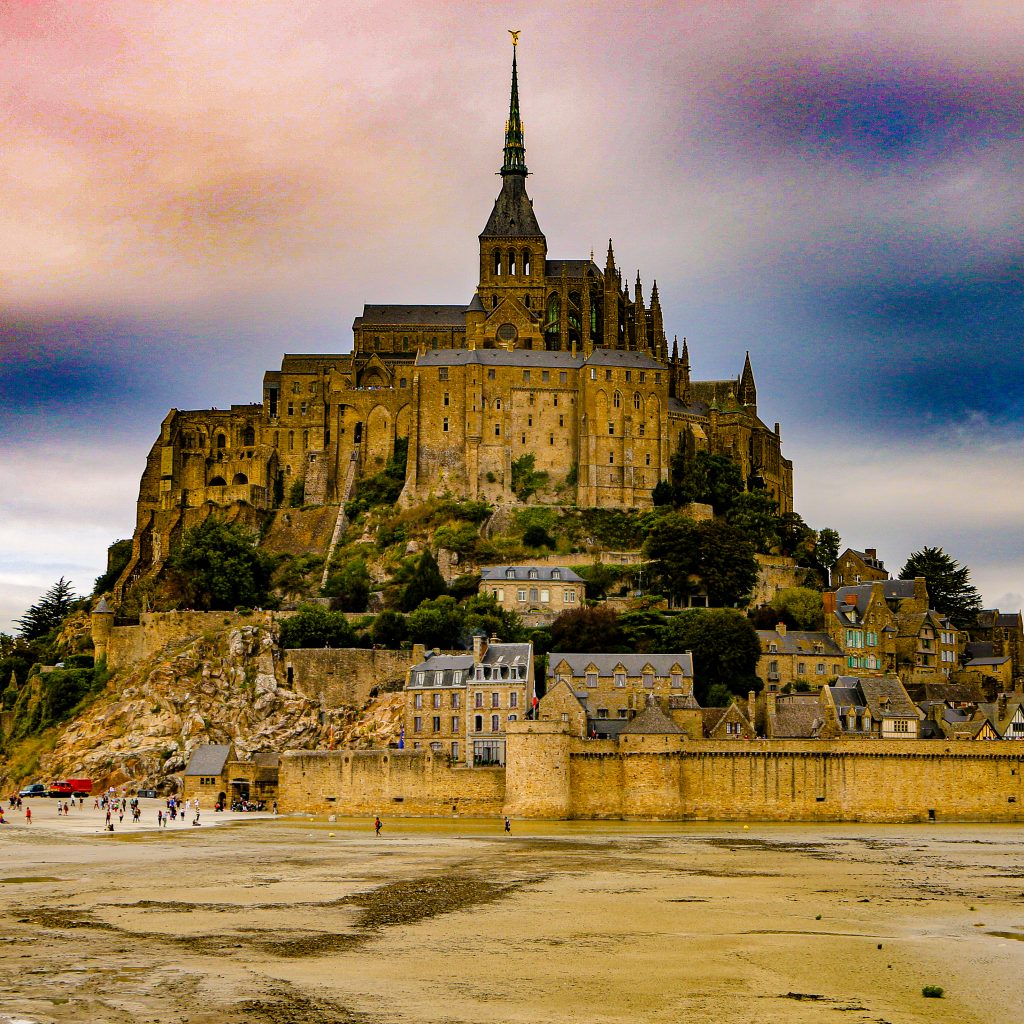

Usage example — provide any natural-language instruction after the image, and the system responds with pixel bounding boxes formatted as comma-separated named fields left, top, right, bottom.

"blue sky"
left=2, top=1, right=1022, bottom=631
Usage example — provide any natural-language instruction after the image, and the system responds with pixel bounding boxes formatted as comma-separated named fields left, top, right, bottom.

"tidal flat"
left=1, top=810, right=1022, bottom=1023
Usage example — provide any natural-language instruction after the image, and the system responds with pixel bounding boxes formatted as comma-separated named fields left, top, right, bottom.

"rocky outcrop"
left=38, top=624, right=402, bottom=793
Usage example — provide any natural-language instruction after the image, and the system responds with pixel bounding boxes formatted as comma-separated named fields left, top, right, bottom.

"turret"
left=738, top=350, right=757, bottom=410
left=91, top=596, right=115, bottom=666
left=650, top=280, right=667, bottom=360
left=604, top=239, right=620, bottom=349
left=633, top=272, right=648, bottom=353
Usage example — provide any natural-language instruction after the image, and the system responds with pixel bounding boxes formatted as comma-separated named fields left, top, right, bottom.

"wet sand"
left=1, top=808, right=1023, bottom=1023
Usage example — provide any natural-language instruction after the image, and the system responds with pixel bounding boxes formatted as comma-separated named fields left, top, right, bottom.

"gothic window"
left=547, top=294, right=559, bottom=327
left=633, top=393, right=641, bottom=410
left=613, top=391, right=621, bottom=409
left=522, top=249, right=530, bottom=275
left=494, top=250, right=502, bottom=276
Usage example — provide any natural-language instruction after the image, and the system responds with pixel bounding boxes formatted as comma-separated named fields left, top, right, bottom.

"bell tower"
left=477, top=33, right=547, bottom=318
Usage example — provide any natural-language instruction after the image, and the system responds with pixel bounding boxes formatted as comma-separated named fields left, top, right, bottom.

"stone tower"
left=91, top=596, right=115, bottom=665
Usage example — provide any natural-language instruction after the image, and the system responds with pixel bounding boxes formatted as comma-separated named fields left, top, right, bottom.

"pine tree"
left=899, top=546, right=982, bottom=629
left=15, top=578, right=77, bottom=639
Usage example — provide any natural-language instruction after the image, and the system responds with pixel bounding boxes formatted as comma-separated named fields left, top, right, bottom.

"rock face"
left=39, top=624, right=402, bottom=793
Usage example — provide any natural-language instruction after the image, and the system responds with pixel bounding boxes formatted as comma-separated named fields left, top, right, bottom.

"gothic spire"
left=739, top=350, right=757, bottom=407
left=501, top=33, right=527, bottom=176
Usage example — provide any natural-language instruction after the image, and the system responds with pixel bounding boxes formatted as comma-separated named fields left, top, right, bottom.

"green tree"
left=769, top=587, right=824, bottom=630
left=92, top=539, right=133, bottom=595
left=659, top=609, right=761, bottom=704
left=522, top=524, right=555, bottom=549
left=899, top=546, right=983, bottom=628
left=643, top=514, right=701, bottom=602
left=15, top=578, right=78, bottom=639
left=370, top=609, right=408, bottom=648
left=278, top=605, right=357, bottom=649
left=511, top=454, right=549, bottom=501
left=406, top=596, right=464, bottom=649
left=651, top=479, right=675, bottom=506
left=400, top=550, right=447, bottom=612
left=672, top=451, right=744, bottom=514
left=726, top=491, right=781, bottom=553
left=166, top=519, right=272, bottom=611
left=695, top=519, right=758, bottom=607
left=617, top=609, right=668, bottom=652
left=550, top=606, right=625, bottom=653
left=815, top=528, right=841, bottom=574
left=322, top=557, right=371, bottom=612
left=462, top=593, right=525, bottom=643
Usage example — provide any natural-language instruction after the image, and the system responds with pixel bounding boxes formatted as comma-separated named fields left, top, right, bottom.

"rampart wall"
left=286, top=727, right=1024, bottom=823
left=280, top=749, right=505, bottom=816
left=284, top=648, right=412, bottom=708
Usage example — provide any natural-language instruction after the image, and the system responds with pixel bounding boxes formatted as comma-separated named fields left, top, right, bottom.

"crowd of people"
left=1, top=788, right=230, bottom=830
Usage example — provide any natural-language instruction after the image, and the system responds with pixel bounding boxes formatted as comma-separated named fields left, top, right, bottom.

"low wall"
left=280, top=749, right=506, bottom=817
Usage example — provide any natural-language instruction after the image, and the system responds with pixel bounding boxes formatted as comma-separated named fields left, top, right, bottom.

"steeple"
left=480, top=34, right=543, bottom=241
left=502, top=31, right=527, bottom=177
left=738, top=350, right=757, bottom=408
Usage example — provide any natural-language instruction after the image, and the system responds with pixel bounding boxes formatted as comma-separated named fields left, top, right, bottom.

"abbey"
left=120, top=42, right=792, bottom=593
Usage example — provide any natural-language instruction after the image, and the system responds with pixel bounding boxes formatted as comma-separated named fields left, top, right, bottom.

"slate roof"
left=668, top=693, right=701, bottom=710
left=583, top=350, right=664, bottom=369
left=904, top=680, right=981, bottom=704
left=480, top=642, right=532, bottom=668
left=417, top=349, right=582, bottom=368
left=480, top=565, right=583, bottom=583
left=966, top=641, right=995, bottom=659
left=408, top=654, right=475, bottom=686
left=967, top=657, right=1011, bottom=667
left=252, top=752, right=280, bottom=769
left=832, top=675, right=919, bottom=720
left=480, top=174, right=543, bottom=237
left=758, top=629, right=843, bottom=657
left=770, top=697, right=824, bottom=739
left=354, top=304, right=467, bottom=328
left=545, top=259, right=601, bottom=278
left=551, top=653, right=694, bottom=677
left=619, top=699, right=683, bottom=735
left=184, top=744, right=233, bottom=777
left=997, top=612, right=1022, bottom=627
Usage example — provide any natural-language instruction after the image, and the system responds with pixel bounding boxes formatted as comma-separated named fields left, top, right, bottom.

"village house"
left=756, top=623, right=844, bottom=692
left=819, top=675, right=922, bottom=739
left=182, top=744, right=279, bottom=805
left=478, top=565, right=585, bottom=624
left=971, top=610, right=1024, bottom=686
left=830, top=547, right=889, bottom=588
left=702, top=701, right=756, bottom=740
left=404, top=635, right=533, bottom=766
left=547, top=652, right=695, bottom=738
left=763, top=692, right=825, bottom=739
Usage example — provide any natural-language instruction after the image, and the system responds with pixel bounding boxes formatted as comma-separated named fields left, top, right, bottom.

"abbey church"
left=120, top=41, right=792, bottom=594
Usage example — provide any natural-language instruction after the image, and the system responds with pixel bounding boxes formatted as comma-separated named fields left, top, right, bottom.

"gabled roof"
left=758, top=630, right=842, bottom=657
left=480, top=642, right=532, bottom=667
left=967, top=657, right=1011, bottom=668
left=354, top=304, right=467, bottom=328
left=184, top=744, right=233, bottom=777
left=620, top=700, right=683, bottom=735
left=770, top=697, right=824, bottom=739
left=480, top=565, right=583, bottom=583
left=551, top=652, right=694, bottom=678
left=857, top=676, right=920, bottom=720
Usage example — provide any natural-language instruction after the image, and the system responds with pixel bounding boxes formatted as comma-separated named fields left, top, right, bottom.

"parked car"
left=136, top=789, right=158, bottom=799
left=18, top=783, right=46, bottom=798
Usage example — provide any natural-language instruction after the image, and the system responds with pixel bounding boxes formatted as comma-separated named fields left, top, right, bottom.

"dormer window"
left=551, top=569, right=561, bottom=580
left=769, top=643, right=778, bottom=654
left=528, top=569, right=538, bottom=580
left=505, top=569, right=515, bottom=579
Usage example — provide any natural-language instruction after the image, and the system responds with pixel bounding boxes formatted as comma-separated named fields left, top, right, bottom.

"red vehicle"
left=48, top=778, right=92, bottom=798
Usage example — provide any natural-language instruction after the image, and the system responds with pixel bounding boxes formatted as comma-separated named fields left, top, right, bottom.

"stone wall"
left=107, top=610, right=278, bottom=670
left=280, top=748, right=505, bottom=816
left=283, top=648, right=412, bottom=708
left=751, top=554, right=808, bottom=607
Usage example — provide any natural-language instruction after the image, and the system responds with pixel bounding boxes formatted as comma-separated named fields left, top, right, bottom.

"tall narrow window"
left=508, top=249, right=516, bottom=275
left=494, top=250, right=502, bottom=276
left=522, top=249, right=531, bottom=275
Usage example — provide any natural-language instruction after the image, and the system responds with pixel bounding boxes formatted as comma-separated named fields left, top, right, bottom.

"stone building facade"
left=115, top=41, right=793, bottom=600
left=478, top=565, right=585, bottom=624
left=831, top=547, right=888, bottom=588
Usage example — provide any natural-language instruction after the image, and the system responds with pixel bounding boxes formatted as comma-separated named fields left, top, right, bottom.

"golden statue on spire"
left=509, top=29, right=521, bottom=46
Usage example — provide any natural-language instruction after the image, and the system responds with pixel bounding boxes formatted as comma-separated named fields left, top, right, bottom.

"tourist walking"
left=25, top=806, right=31, bottom=824
left=374, top=815, right=383, bottom=837
left=504, top=816, right=511, bottom=834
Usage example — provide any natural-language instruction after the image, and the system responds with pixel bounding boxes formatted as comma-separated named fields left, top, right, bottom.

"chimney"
left=998, top=692, right=1009, bottom=718
left=748, top=689, right=757, bottom=727
left=412, top=643, right=426, bottom=665
left=776, top=622, right=787, bottom=637
left=865, top=548, right=876, bottom=559
left=914, top=576, right=928, bottom=606
left=472, top=633, right=487, bottom=664
left=822, top=592, right=837, bottom=615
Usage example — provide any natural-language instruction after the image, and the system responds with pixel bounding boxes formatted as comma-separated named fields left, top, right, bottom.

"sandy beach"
left=1, top=805, right=1022, bottom=1023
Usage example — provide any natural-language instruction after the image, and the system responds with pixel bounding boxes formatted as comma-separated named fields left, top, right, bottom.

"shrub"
left=922, top=986, right=944, bottom=999
left=278, top=605, right=357, bottom=649
left=511, top=454, right=548, bottom=501
left=522, top=524, right=555, bottom=549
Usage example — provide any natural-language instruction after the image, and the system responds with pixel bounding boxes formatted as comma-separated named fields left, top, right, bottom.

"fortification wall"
left=280, top=749, right=505, bottom=816
left=751, top=554, right=808, bottom=607
left=284, top=648, right=411, bottom=708
left=106, top=610, right=277, bottom=670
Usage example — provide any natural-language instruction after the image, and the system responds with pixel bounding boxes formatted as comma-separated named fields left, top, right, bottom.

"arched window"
left=216, top=433, right=226, bottom=449
left=613, top=391, right=621, bottom=409
left=208, top=476, right=226, bottom=486
left=232, top=472, right=248, bottom=485
left=633, top=393, right=641, bottom=410
left=522, top=249, right=530, bottom=275
left=493, top=250, right=502, bottom=276
left=507, top=249, right=516, bottom=276
left=242, top=426, right=255, bottom=446
left=547, top=293, right=560, bottom=326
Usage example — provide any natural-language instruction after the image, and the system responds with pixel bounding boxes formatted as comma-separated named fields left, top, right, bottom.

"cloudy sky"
left=2, top=1, right=1022, bottom=632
